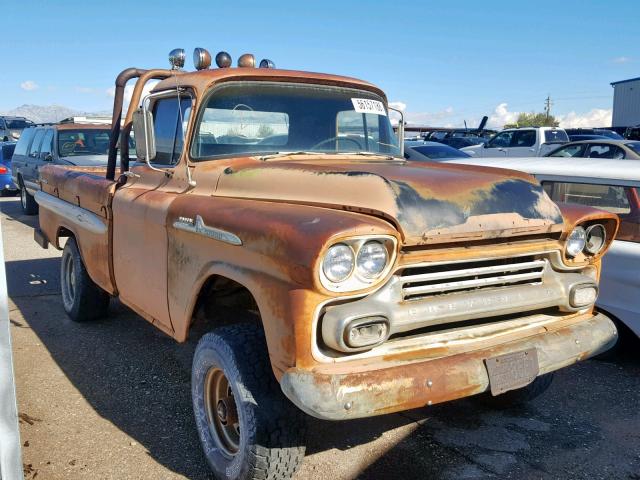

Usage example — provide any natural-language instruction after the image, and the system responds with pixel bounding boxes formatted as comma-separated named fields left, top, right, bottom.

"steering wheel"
left=310, top=136, right=363, bottom=151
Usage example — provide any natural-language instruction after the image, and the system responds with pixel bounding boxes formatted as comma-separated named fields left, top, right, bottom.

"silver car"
left=0, top=116, right=34, bottom=142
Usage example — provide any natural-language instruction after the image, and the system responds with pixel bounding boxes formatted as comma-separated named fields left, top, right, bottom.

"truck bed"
left=37, top=164, right=117, bottom=294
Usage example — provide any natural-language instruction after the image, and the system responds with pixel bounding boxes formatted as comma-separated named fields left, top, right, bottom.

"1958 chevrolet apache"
left=33, top=48, right=619, bottom=479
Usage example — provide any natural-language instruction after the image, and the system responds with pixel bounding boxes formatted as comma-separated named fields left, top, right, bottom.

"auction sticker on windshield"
left=351, top=98, right=386, bottom=115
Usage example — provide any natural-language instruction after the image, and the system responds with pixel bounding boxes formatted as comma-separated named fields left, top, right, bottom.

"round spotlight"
left=215, top=51, right=232, bottom=68
left=585, top=224, right=606, bottom=255
left=566, top=226, right=586, bottom=258
left=259, top=58, right=275, bottom=69
left=237, top=53, right=256, bottom=68
left=193, top=47, right=212, bottom=70
left=168, top=48, right=186, bottom=70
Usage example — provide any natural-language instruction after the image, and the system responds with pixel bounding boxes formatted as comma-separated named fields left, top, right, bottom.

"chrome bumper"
left=281, top=312, right=616, bottom=420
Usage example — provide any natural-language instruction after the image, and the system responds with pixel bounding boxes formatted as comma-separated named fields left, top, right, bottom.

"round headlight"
left=566, top=226, right=586, bottom=258
left=356, top=241, right=388, bottom=279
left=322, top=244, right=354, bottom=283
left=585, top=224, right=606, bottom=255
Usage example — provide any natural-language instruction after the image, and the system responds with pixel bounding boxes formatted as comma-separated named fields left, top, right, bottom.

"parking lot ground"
left=3, top=195, right=640, bottom=480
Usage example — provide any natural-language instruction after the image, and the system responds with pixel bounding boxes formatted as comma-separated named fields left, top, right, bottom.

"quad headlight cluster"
left=565, top=224, right=607, bottom=258
left=320, top=237, right=396, bottom=292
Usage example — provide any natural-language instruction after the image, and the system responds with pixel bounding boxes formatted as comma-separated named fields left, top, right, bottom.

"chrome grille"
left=400, top=256, right=546, bottom=301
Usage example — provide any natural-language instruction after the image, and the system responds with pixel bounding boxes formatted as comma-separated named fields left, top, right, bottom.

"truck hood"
left=59, top=155, right=109, bottom=167
left=215, top=157, right=564, bottom=245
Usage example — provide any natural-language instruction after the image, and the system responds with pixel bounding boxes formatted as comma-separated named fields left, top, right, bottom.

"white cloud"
left=388, top=101, right=457, bottom=126
left=487, top=103, right=519, bottom=128
left=20, top=80, right=39, bottom=91
left=557, top=108, right=612, bottom=128
left=612, top=56, right=632, bottom=64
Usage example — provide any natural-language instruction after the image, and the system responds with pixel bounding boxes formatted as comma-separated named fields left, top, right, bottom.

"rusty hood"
left=214, top=157, right=564, bottom=245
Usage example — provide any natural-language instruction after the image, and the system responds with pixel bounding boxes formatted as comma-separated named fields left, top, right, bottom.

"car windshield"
left=544, top=130, right=569, bottom=143
left=192, top=82, right=400, bottom=159
left=626, top=142, right=640, bottom=155
left=58, top=129, right=110, bottom=157
left=595, top=129, right=624, bottom=140
left=412, top=144, right=471, bottom=159
left=5, top=119, right=33, bottom=129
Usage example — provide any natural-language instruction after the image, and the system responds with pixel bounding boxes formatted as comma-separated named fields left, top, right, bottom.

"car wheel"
left=192, top=322, right=306, bottom=480
left=20, top=184, right=38, bottom=215
left=60, top=237, right=109, bottom=322
left=479, top=373, right=554, bottom=408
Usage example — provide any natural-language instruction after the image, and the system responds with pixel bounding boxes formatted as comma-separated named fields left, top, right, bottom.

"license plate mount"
left=484, top=348, right=539, bottom=396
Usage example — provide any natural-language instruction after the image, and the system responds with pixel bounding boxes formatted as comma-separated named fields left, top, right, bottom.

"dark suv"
left=11, top=124, right=111, bottom=214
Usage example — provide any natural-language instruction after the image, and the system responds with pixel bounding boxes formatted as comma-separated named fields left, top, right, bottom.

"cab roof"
left=151, top=67, right=387, bottom=100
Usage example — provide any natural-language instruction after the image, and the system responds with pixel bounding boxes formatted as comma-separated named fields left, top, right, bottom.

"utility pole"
left=544, top=94, right=553, bottom=122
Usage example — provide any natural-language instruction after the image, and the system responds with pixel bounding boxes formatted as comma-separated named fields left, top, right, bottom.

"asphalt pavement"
left=3, top=196, right=640, bottom=480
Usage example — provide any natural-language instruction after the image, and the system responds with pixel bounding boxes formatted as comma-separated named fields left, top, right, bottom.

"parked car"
left=462, top=127, right=569, bottom=157
left=565, top=128, right=624, bottom=140
left=11, top=123, right=111, bottom=214
left=439, top=136, right=486, bottom=149
left=0, top=116, right=34, bottom=141
left=0, top=142, right=18, bottom=196
left=33, top=49, right=618, bottom=480
left=438, top=155, right=640, bottom=341
left=404, top=140, right=472, bottom=160
left=545, top=139, right=640, bottom=160
left=567, top=134, right=609, bottom=142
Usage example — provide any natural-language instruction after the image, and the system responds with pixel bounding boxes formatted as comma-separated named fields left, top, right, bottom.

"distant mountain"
left=1, top=104, right=111, bottom=124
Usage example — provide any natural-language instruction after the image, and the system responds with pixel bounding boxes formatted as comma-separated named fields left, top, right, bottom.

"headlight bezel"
left=319, top=235, right=397, bottom=292
left=584, top=224, right=607, bottom=255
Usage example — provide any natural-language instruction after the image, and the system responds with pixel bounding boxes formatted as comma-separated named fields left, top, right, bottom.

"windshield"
left=192, top=82, right=399, bottom=159
left=544, top=130, right=569, bottom=143
left=626, top=142, right=640, bottom=155
left=58, top=129, right=110, bottom=157
left=5, top=119, right=33, bottom=129
left=412, top=144, right=471, bottom=159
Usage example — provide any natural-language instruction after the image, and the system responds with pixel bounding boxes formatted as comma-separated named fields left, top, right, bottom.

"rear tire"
left=20, top=183, right=38, bottom=215
left=480, top=373, right=554, bottom=408
left=192, top=322, right=306, bottom=480
left=60, top=237, right=109, bottom=322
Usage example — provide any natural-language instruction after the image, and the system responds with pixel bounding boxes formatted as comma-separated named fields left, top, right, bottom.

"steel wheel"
left=60, top=249, right=76, bottom=311
left=204, top=366, right=240, bottom=457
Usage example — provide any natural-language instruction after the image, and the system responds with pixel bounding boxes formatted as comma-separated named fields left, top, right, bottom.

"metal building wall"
left=612, top=78, right=640, bottom=127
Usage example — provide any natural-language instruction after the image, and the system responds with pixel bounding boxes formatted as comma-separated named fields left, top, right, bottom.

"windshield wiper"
left=259, top=151, right=329, bottom=161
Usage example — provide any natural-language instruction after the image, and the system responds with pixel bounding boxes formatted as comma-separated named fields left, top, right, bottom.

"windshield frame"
left=189, top=81, right=399, bottom=162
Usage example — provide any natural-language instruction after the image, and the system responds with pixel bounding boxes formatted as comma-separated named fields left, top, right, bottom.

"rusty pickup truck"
left=33, top=48, right=619, bottom=480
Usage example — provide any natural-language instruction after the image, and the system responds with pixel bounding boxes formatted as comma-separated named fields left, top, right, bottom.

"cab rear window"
left=544, top=130, right=569, bottom=143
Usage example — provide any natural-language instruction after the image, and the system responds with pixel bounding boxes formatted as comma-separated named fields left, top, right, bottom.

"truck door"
left=112, top=94, right=191, bottom=332
left=24, top=128, right=46, bottom=190
left=505, top=129, right=537, bottom=157
left=480, top=131, right=512, bottom=157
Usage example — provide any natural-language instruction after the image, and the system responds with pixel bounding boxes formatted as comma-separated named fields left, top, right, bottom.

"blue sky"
left=2, top=0, right=638, bottom=127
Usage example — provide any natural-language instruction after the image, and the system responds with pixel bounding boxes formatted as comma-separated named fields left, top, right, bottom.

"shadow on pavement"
left=0, top=197, right=39, bottom=230
left=7, top=255, right=640, bottom=479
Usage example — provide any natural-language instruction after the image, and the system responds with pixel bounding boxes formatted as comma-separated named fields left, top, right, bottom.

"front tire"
left=480, top=373, right=554, bottom=408
left=20, top=183, right=38, bottom=215
left=192, top=323, right=306, bottom=480
left=60, top=237, right=109, bottom=321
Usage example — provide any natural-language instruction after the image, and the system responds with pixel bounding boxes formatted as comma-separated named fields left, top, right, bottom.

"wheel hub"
left=204, top=368, right=241, bottom=456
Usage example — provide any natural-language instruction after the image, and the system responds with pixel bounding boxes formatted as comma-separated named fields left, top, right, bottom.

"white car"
left=441, top=156, right=640, bottom=339
left=461, top=127, right=569, bottom=158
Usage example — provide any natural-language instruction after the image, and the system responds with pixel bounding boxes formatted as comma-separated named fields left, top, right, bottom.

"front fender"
left=166, top=195, right=398, bottom=372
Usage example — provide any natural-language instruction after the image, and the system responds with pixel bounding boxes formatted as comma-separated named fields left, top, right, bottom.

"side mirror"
left=132, top=108, right=156, bottom=162
left=43, top=153, right=53, bottom=161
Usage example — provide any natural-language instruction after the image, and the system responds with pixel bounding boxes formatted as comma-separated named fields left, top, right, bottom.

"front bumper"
left=281, top=312, right=616, bottom=420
